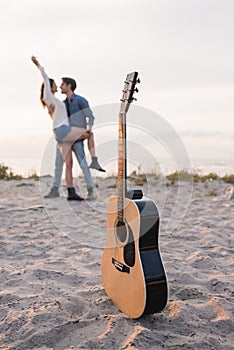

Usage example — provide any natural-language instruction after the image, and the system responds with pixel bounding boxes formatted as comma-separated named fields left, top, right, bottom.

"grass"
left=205, top=190, right=217, bottom=196
left=0, top=163, right=22, bottom=180
left=27, top=169, right=39, bottom=180
left=166, top=170, right=234, bottom=184
left=16, top=183, right=35, bottom=187
left=222, top=174, right=234, bottom=184
left=0, top=163, right=38, bottom=180
left=166, top=170, right=193, bottom=183
left=1, top=162, right=234, bottom=184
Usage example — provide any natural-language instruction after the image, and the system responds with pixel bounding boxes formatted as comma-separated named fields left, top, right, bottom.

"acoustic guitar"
left=101, top=72, right=168, bottom=318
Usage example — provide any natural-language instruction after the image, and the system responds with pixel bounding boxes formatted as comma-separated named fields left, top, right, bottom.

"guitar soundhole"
left=115, top=221, right=135, bottom=267
left=116, top=221, right=128, bottom=244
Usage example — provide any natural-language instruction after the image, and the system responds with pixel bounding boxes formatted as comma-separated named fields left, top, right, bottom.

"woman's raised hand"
left=31, top=56, right=41, bottom=68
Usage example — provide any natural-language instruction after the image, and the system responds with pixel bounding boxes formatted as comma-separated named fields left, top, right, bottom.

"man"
left=45, top=77, right=105, bottom=200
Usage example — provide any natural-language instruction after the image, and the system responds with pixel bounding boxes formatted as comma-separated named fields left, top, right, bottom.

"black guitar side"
left=133, top=196, right=168, bottom=314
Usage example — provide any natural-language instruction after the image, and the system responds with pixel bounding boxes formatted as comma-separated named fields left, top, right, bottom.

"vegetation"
left=166, top=170, right=193, bottom=183
left=27, top=168, right=39, bottom=180
left=222, top=174, right=234, bottom=184
left=16, top=183, right=35, bottom=187
left=0, top=163, right=22, bottom=180
left=165, top=169, right=234, bottom=184
left=205, top=190, right=217, bottom=196
left=1, top=162, right=234, bottom=184
left=198, top=172, right=219, bottom=182
left=0, top=163, right=39, bottom=180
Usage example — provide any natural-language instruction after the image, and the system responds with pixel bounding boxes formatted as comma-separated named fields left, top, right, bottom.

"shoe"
left=67, top=193, right=84, bottom=201
left=44, top=187, right=60, bottom=198
left=67, top=187, right=84, bottom=201
left=86, top=188, right=95, bottom=200
left=89, top=157, right=106, bottom=172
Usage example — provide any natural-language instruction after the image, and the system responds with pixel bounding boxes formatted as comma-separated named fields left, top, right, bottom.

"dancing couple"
left=31, top=56, right=105, bottom=200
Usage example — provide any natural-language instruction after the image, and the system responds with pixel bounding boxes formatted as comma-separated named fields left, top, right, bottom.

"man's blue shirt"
left=64, top=93, right=95, bottom=128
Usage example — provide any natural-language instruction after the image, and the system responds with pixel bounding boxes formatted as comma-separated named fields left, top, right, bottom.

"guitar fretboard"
left=117, top=71, right=139, bottom=222
left=117, top=112, right=126, bottom=222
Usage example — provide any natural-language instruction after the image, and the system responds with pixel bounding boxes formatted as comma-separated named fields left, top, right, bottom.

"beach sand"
left=0, top=175, right=233, bottom=349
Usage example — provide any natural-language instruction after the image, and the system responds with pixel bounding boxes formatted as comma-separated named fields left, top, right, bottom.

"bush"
left=222, top=174, right=234, bottom=184
left=167, top=170, right=193, bottom=183
left=166, top=170, right=227, bottom=183
left=0, top=163, right=8, bottom=179
left=0, top=163, right=22, bottom=180
left=200, top=172, right=219, bottom=182
left=28, top=169, right=39, bottom=180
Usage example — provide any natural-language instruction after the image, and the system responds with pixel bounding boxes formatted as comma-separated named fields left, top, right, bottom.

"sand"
left=0, top=175, right=233, bottom=349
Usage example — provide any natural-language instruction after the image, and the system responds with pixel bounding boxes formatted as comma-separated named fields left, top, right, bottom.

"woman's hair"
left=40, top=78, right=54, bottom=108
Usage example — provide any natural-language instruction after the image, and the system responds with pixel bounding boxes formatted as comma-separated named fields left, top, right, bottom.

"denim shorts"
left=54, top=125, right=71, bottom=143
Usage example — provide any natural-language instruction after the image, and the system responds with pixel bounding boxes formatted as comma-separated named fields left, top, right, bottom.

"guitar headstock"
left=120, top=71, right=140, bottom=113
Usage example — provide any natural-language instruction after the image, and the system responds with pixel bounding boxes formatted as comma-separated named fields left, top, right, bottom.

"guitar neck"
left=117, top=71, right=139, bottom=222
left=117, top=111, right=127, bottom=222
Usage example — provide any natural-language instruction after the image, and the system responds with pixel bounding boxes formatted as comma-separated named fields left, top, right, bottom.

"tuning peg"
left=134, top=87, right=139, bottom=93
left=137, top=78, right=140, bottom=84
left=131, top=97, right=137, bottom=102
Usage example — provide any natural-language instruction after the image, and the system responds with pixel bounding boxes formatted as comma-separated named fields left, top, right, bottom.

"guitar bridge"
left=112, top=258, right=130, bottom=273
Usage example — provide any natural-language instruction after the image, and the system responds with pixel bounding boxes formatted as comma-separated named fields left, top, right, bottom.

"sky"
left=0, top=0, right=233, bottom=176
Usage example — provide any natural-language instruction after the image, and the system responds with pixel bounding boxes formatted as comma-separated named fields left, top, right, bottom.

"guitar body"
left=102, top=196, right=168, bottom=319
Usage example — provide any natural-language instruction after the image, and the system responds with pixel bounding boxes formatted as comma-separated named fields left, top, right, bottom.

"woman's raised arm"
left=31, top=56, right=55, bottom=107
left=31, top=56, right=41, bottom=69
